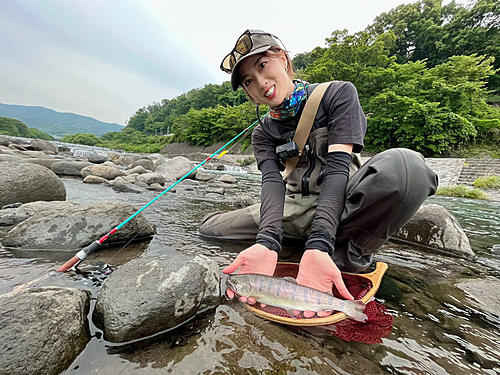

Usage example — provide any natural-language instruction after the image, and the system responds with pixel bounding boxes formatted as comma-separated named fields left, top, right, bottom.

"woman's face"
left=238, top=52, right=295, bottom=107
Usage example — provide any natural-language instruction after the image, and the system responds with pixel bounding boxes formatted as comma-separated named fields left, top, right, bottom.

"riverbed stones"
left=20, top=157, right=59, bottom=169
left=148, top=153, right=165, bottom=167
left=29, top=139, right=57, bottom=153
left=195, top=170, right=214, bottom=182
left=136, top=172, right=165, bottom=185
left=51, top=160, right=93, bottom=176
left=83, top=175, right=109, bottom=184
left=81, top=164, right=126, bottom=180
left=93, top=253, right=220, bottom=343
left=0, top=162, right=66, bottom=207
left=1, top=202, right=156, bottom=249
left=0, top=200, right=75, bottom=226
left=130, top=158, right=155, bottom=172
left=455, top=278, right=500, bottom=320
left=112, top=180, right=146, bottom=193
left=0, top=286, right=90, bottom=375
left=156, top=156, right=196, bottom=180
left=127, top=165, right=149, bottom=174
left=219, top=174, right=238, bottom=184
left=0, top=154, right=24, bottom=163
left=87, top=152, right=111, bottom=164
left=394, top=204, right=475, bottom=260
left=115, top=155, right=135, bottom=167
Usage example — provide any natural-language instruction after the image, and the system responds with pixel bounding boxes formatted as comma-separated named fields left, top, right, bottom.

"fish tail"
left=345, top=300, right=368, bottom=322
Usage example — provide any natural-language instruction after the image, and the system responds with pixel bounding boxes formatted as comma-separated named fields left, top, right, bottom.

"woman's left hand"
left=296, top=249, right=354, bottom=300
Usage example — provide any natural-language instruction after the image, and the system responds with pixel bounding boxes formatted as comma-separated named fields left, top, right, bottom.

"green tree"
left=60, top=133, right=101, bottom=146
left=0, top=117, right=53, bottom=140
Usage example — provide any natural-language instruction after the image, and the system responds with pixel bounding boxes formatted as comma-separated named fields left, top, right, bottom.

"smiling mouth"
left=265, top=85, right=276, bottom=99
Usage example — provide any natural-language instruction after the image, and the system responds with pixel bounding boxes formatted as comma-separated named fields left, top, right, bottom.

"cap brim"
left=230, top=45, right=274, bottom=91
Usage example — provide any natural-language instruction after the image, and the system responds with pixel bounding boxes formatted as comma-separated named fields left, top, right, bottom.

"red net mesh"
left=251, top=263, right=393, bottom=344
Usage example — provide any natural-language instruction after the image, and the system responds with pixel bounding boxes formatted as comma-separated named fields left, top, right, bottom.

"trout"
left=226, top=273, right=367, bottom=322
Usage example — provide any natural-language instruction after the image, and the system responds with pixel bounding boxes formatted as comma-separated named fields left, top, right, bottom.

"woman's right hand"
left=223, top=243, right=278, bottom=301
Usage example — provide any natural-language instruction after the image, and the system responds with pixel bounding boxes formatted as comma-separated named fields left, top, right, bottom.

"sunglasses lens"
left=235, top=34, right=252, bottom=55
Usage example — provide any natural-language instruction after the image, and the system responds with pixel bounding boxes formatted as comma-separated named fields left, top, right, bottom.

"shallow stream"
left=1, top=170, right=499, bottom=374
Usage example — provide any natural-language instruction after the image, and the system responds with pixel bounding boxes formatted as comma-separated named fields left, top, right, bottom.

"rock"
left=51, top=161, right=93, bottom=176
left=81, top=165, right=126, bottom=180
left=87, top=153, right=111, bottom=164
left=115, top=156, right=135, bottom=167
left=156, top=156, right=196, bottom=180
left=130, top=159, right=155, bottom=172
left=0, top=135, right=11, bottom=147
left=490, top=244, right=500, bottom=255
left=208, top=187, right=225, bottom=195
left=179, top=179, right=200, bottom=186
left=0, top=287, right=90, bottom=375
left=393, top=204, right=475, bottom=260
left=20, top=157, right=59, bottom=169
left=132, top=181, right=149, bottom=189
left=122, top=174, right=138, bottom=183
left=219, top=174, right=238, bottom=184
left=29, top=139, right=57, bottom=153
left=20, top=150, right=52, bottom=158
left=0, top=162, right=66, bottom=207
left=231, top=195, right=255, bottom=208
left=83, top=175, right=109, bottom=184
left=0, top=201, right=75, bottom=227
left=57, top=145, right=71, bottom=153
left=127, top=165, right=149, bottom=175
left=216, top=164, right=225, bottom=171
left=137, top=172, right=165, bottom=185
left=149, top=153, right=166, bottom=167
left=195, top=170, right=215, bottom=182
left=148, top=183, right=166, bottom=191
left=93, top=254, right=220, bottom=342
left=2, top=202, right=156, bottom=249
left=9, top=144, right=27, bottom=151
left=112, top=181, right=145, bottom=193
left=0, top=154, right=25, bottom=163
left=203, top=163, right=217, bottom=170
left=456, top=278, right=500, bottom=319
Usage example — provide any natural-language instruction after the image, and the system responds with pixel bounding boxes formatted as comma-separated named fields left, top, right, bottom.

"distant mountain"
left=0, top=103, right=125, bottom=138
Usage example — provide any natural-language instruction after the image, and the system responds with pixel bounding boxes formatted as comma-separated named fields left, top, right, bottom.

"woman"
left=200, top=30, right=438, bottom=303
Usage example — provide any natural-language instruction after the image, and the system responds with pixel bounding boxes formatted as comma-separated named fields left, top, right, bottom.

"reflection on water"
left=0, top=171, right=499, bottom=374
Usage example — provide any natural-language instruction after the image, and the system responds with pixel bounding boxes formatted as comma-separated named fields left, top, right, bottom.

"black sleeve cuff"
left=256, top=230, right=282, bottom=254
left=305, top=229, right=334, bottom=256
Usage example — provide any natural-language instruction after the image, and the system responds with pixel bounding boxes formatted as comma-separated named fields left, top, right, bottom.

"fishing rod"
left=57, top=113, right=267, bottom=273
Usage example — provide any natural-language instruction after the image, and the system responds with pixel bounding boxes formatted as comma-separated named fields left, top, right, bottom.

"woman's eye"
left=244, top=79, right=252, bottom=87
left=260, top=61, right=266, bottom=69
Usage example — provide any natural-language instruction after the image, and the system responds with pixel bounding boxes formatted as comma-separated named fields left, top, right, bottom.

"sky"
left=1, top=0, right=418, bottom=125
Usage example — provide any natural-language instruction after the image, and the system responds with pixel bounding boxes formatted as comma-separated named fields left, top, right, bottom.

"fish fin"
left=304, top=310, right=316, bottom=318
left=284, top=277, right=298, bottom=284
left=345, top=300, right=368, bottom=322
left=287, top=310, right=301, bottom=319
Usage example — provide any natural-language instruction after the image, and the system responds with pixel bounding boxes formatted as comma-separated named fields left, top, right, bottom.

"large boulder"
left=0, top=287, right=90, bottom=375
left=20, top=157, right=59, bottom=169
left=0, top=201, right=75, bottom=226
left=87, top=153, right=111, bottom=164
left=30, top=139, right=57, bottom=153
left=0, top=154, right=25, bottom=163
left=127, top=165, right=149, bottom=175
left=0, top=162, right=66, bottom=207
left=393, top=204, right=475, bottom=260
left=0, top=135, right=11, bottom=147
left=130, top=158, right=155, bottom=172
left=156, top=156, right=196, bottom=180
left=93, top=253, right=220, bottom=342
left=2, top=202, right=156, bottom=249
left=149, top=153, right=166, bottom=167
left=81, top=164, right=126, bottom=180
left=115, top=155, right=135, bottom=167
left=51, top=161, right=93, bottom=176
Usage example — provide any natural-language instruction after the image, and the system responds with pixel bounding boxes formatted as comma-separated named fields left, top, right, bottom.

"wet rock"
left=219, top=174, right=238, bottom=184
left=81, top=164, right=126, bottom=180
left=51, top=160, right=93, bottom=176
left=87, top=152, right=111, bottom=164
left=29, top=139, right=57, bottom=153
left=2, top=202, right=156, bottom=249
left=83, top=175, right=109, bottom=184
left=203, top=163, right=217, bottom=170
left=0, top=162, right=66, bottom=207
left=149, top=153, right=166, bottom=167
left=57, top=145, right=71, bottom=153
left=216, top=164, right=225, bottom=171
left=231, top=195, right=255, bottom=208
left=456, top=278, right=500, bottom=319
left=137, top=172, right=165, bottom=185
left=0, top=286, right=90, bottom=375
left=112, top=180, right=145, bottom=193
left=394, top=204, right=474, bottom=260
left=131, top=158, right=155, bottom=172
left=0, top=201, right=75, bottom=226
left=156, top=156, right=196, bottom=180
left=127, top=165, right=149, bottom=175
left=93, top=253, right=220, bottom=343
left=208, top=187, right=225, bottom=195
left=195, top=170, right=214, bottom=182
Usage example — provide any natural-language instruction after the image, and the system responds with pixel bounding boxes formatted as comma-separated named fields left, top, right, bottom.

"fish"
left=226, top=273, right=367, bottom=322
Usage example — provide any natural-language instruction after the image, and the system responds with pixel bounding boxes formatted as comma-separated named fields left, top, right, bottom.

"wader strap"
left=284, top=82, right=332, bottom=178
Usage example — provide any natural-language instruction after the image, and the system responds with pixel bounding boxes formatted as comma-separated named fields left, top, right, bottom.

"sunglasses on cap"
left=220, top=29, right=282, bottom=74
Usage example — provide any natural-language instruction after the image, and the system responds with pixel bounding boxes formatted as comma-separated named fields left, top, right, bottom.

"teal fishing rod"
left=57, top=114, right=266, bottom=272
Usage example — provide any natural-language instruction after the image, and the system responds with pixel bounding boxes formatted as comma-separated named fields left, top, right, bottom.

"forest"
left=63, top=0, right=499, bottom=157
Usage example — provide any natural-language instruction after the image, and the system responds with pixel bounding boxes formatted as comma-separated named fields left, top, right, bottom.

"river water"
left=1, top=170, right=499, bottom=374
